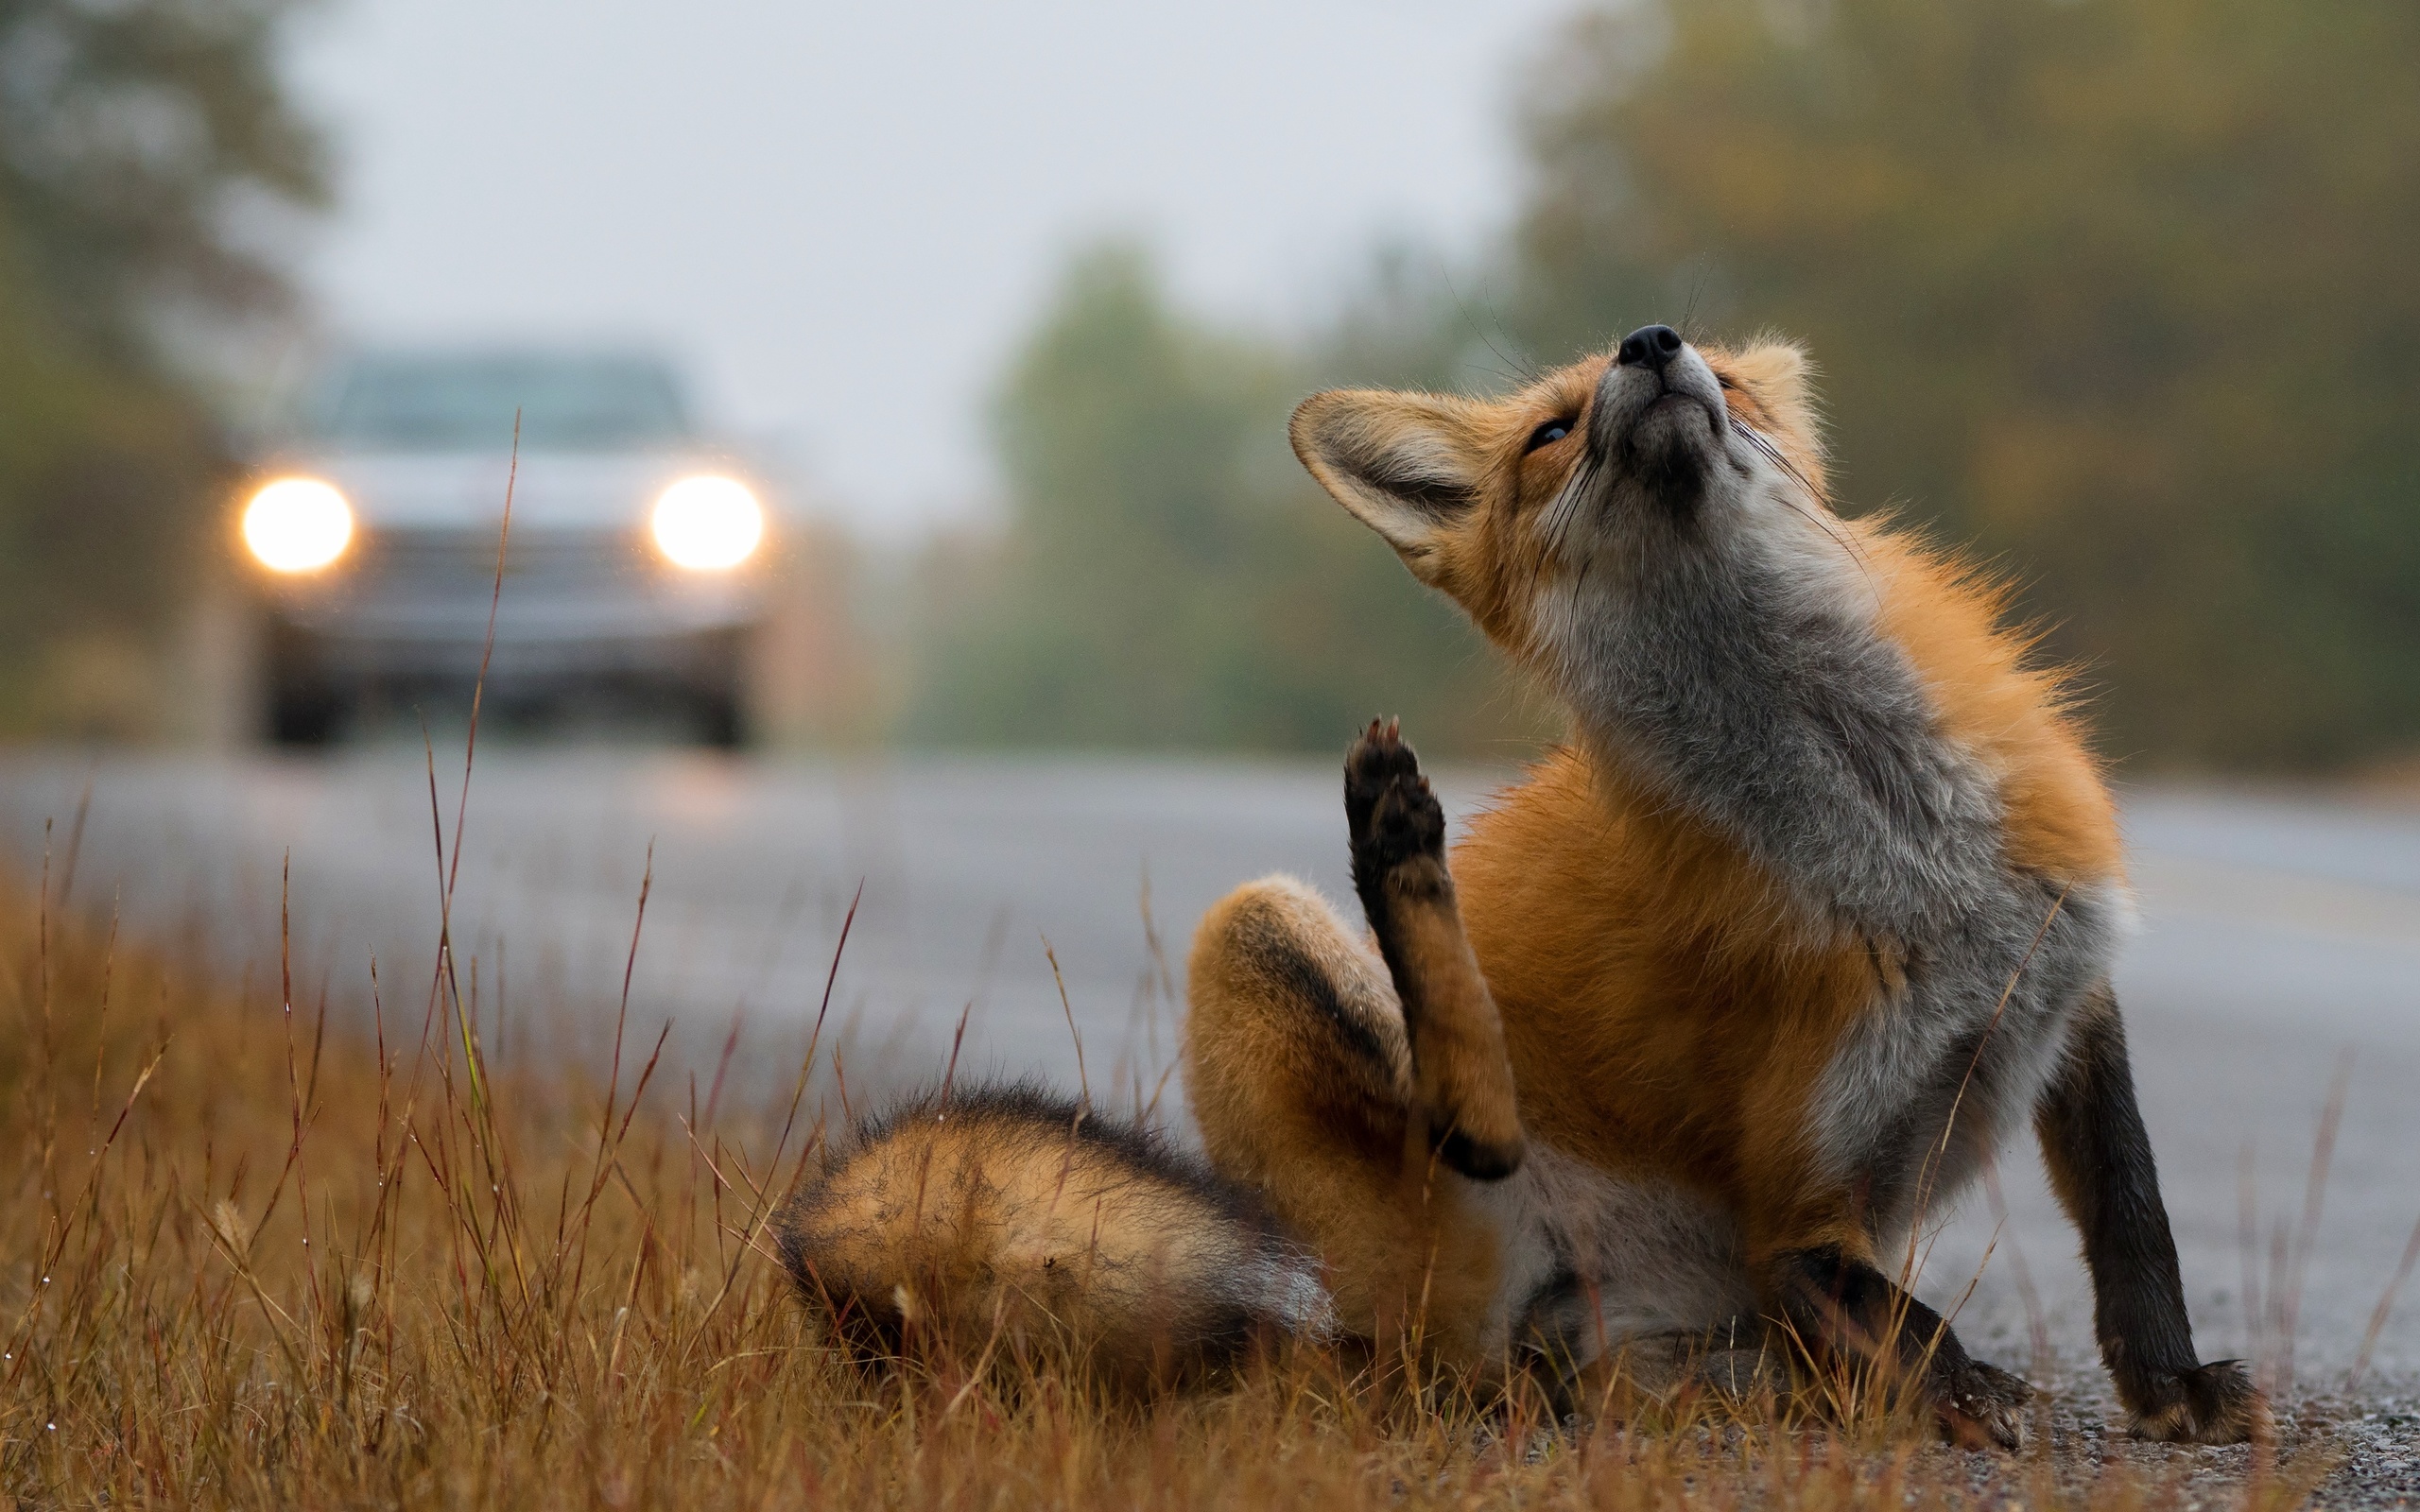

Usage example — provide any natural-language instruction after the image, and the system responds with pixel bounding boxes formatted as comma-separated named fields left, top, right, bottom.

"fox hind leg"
left=1184, top=872, right=1506, bottom=1366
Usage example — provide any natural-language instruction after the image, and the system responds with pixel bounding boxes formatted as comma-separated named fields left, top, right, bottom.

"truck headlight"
left=243, top=478, right=354, bottom=574
left=651, top=475, right=764, bottom=570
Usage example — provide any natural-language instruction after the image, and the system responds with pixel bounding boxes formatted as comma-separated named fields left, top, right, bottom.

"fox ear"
left=1290, top=389, right=1487, bottom=582
left=1722, top=340, right=1826, bottom=479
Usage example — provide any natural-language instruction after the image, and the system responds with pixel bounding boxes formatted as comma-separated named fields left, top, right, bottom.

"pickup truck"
left=239, top=348, right=769, bottom=746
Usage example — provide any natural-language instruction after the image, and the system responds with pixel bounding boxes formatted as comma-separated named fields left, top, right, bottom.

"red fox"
left=777, top=326, right=2265, bottom=1447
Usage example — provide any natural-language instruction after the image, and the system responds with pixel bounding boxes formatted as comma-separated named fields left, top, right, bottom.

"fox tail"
left=774, top=1082, right=1333, bottom=1386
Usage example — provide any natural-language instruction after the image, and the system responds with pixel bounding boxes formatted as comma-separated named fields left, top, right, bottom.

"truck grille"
left=266, top=521, right=759, bottom=659
left=354, top=526, right=651, bottom=603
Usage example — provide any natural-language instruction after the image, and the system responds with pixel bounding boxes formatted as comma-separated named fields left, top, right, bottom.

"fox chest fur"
left=1452, top=731, right=2120, bottom=1263
left=1446, top=507, right=2127, bottom=1260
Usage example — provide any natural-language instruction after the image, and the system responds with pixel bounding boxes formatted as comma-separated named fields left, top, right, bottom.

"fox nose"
left=1617, top=324, right=1685, bottom=371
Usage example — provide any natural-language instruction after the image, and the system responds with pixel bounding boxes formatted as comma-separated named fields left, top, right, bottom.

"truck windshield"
left=310, top=353, right=693, bottom=451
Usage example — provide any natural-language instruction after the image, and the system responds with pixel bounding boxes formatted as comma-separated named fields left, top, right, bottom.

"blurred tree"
left=905, top=244, right=1542, bottom=756
left=1515, top=0, right=2420, bottom=769
left=0, top=0, right=328, bottom=735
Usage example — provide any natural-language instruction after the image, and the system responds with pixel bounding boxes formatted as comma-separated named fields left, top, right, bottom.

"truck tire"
left=267, top=677, right=348, bottom=746
left=693, top=686, right=745, bottom=748
left=263, top=626, right=348, bottom=746
left=685, top=628, right=751, bottom=748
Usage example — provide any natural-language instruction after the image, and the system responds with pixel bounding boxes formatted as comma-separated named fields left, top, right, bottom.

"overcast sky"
left=289, top=0, right=1579, bottom=537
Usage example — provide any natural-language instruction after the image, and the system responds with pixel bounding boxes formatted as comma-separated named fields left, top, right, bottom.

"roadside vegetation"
left=2, top=854, right=2356, bottom=1510
left=0, top=0, right=327, bottom=739
left=912, top=0, right=2420, bottom=771
left=6, top=0, right=2416, bottom=773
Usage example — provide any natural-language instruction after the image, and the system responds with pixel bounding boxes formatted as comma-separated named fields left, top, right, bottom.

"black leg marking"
left=1218, top=891, right=1409, bottom=1117
left=1771, top=1246, right=2031, bottom=1450
left=1227, top=902, right=1394, bottom=1082
left=2033, top=988, right=2268, bottom=1443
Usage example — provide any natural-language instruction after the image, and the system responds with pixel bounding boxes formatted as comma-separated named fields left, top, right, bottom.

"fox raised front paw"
left=1345, top=717, right=1446, bottom=892
left=1342, top=718, right=1524, bottom=1181
left=2127, top=1360, right=2270, bottom=1445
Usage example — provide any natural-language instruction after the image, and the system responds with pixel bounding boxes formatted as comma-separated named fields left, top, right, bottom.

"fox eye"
left=1525, top=418, right=1574, bottom=454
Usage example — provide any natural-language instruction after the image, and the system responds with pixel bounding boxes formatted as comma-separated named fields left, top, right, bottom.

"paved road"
left=5, top=747, right=2417, bottom=1391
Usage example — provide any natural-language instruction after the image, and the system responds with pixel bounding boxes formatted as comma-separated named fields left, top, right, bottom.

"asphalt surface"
left=6, top=747, right=2418, bottom=1435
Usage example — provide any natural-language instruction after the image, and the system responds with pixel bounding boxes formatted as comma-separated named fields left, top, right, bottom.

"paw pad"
left=1345, top=718, right=1445, bottom=872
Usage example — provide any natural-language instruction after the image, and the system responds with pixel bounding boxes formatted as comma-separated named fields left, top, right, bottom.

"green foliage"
left=904, top=246, right=1541, bottom=756
left=898, top=2, right=2420, bottom=769
left=1514, top=0, right=2420, bottom=769
left=0, top=0, right=327, bottom=734
left=0, top=243, right=206, bottom=733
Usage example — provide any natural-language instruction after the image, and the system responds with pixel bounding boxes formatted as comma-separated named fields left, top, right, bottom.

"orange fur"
left=1852, top=526, right=2122, bottom=883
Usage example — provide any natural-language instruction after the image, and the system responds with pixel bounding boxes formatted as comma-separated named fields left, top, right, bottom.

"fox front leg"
left=1762, top=1241, right=2036, bottom=1450
left=1343, top=719, right=1526, bottom=1180
left=2034, top=987, right=2270, bottom=1444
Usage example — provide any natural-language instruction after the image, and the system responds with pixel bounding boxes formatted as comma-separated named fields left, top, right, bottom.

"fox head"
left=1291, top=326, right=1853, bottom=699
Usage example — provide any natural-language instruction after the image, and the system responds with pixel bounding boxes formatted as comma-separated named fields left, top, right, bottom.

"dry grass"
left=0, top=865, right=2340, bottom=1511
